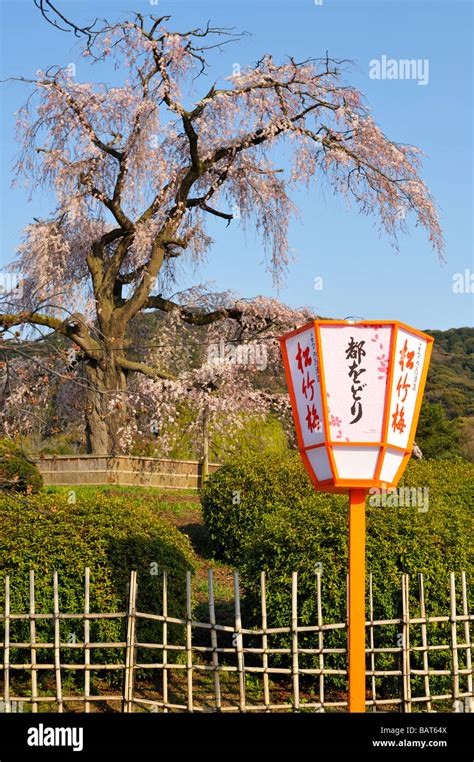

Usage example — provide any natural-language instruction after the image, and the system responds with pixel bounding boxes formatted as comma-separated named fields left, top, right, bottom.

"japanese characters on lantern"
left=387, top=329, right=428, bottom=450
left=282, top=323, right=325, bottom=446
left=345, top=336, right=367, bottom=425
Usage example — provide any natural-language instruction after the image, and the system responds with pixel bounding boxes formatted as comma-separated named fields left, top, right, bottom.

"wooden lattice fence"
left=0, top=568, right=472, bottom=713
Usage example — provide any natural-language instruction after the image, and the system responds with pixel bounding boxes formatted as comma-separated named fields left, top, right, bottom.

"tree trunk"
left=84, top=360, right=128, bottom=455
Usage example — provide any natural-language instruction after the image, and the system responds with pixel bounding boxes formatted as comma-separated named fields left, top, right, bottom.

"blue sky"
left=0, top=0, right=472, bottom=330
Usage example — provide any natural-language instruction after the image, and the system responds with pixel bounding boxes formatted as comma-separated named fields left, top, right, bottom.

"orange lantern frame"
left=279, top=319, right=434, bottom=494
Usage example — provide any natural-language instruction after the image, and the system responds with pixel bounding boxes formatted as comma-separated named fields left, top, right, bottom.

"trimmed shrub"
left=0, top=490, right=196, bottom=691
left=0, top=439, right=43, bottom=494
left=201, top=451, right=312, bottom=563
left=202, top=453, right=473, bottom=697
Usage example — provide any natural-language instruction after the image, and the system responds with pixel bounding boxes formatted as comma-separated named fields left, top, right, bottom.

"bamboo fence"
left=0, top=568, right=472, bottom=714
left=35, top=456, right=221, bottom=489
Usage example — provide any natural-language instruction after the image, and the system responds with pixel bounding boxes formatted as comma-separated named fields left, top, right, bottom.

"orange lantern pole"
left=348, top=489, right=367, bottom=713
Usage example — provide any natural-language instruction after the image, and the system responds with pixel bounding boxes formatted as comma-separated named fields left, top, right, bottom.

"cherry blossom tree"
left=0, top=12, right=443, bottom=454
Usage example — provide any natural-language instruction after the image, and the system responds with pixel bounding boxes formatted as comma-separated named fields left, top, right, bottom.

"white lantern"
left=279, top=320, right=433, bottom=492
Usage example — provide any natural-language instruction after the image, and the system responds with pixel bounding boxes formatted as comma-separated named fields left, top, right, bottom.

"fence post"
left=234, top=572, right=246, bottom=712
left=84, top=568, right=91, bottom=713
left=461, top=571, right=473, bottom=711
left=208, top=569, right=222, bottom=711
left=418, top=573, right=432, bottom=712
left=369, top=573, right=377, bottom=711
left=449, top=572, right=460, bottom=710
left=53, top=572, right=63, bottom=713
left=123, top=570, right=138, bottom=713
left=316, top=569, right=324, bottom=712
left=186, top=571, right=193, bottom=712
left=260, top=572, right=270, bottom=711
left=29, top=570, right=38, bottom=713
left=401, top=574, right=412, bottom=713
left=162, top=571, right=168, bottom=712
left=291, top=571, right=300, bottom=712
left=4, top=576, right=10, bottom=713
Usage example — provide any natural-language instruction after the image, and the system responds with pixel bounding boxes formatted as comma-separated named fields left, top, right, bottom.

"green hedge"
left=0, top=439, right=43, bottom=494
left=0, top=490, right=196, bottom=692
left=201, top=451, right=311, bottom=563
left=202, top=453, right=473, bottom=698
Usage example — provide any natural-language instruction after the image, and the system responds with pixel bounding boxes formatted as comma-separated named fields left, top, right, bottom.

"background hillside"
left=421, top=327, right=473, bottom=460
left=424, top=328, right=473, bottom=417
